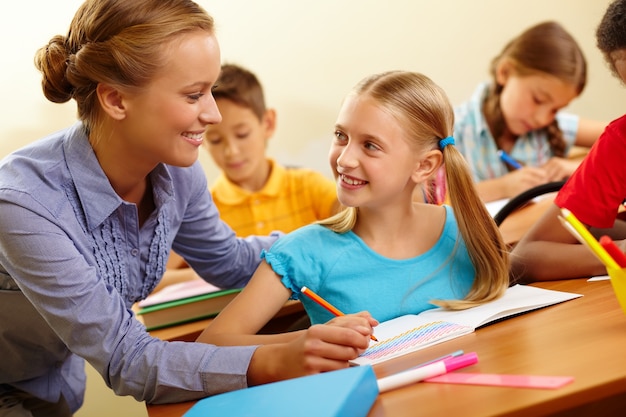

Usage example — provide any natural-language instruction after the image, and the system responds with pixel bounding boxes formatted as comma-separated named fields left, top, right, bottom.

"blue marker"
left=497, top=149, right=522, bottom=170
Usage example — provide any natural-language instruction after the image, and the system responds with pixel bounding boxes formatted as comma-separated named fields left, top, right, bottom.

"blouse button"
left=131, top=248, right=139, bottom=256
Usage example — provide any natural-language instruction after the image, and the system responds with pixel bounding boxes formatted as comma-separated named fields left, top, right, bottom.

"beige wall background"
left=0, top=1, right=619, bottom=416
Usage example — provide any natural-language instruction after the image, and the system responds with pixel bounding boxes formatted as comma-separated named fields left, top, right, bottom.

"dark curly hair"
left=596, top=0, right=626, bottom=79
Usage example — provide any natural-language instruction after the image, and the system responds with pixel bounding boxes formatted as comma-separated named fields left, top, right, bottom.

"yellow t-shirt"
left=211, top=159, right=337, bottom=236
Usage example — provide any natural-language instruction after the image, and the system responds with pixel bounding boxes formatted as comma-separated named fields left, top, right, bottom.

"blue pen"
left=497, top=149, right=523, bottom=170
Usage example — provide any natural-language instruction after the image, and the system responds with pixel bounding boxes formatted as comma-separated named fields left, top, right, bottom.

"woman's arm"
left=0, top=199, right=259, bottom=403
left=152, top=251, right=200, bottom=293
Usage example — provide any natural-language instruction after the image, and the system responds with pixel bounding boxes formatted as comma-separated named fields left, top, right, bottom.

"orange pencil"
left=300, top=286, right=378, bottom=341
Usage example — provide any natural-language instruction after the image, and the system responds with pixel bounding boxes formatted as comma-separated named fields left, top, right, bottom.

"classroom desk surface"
left=146, top=277, right=626, bottom=417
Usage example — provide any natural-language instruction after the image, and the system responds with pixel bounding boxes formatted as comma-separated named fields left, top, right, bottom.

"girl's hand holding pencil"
left=301, top=286, right=379, bottom=341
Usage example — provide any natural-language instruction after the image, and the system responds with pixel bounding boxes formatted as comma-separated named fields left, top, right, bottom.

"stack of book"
left=136, top=279, right=241, bottom=330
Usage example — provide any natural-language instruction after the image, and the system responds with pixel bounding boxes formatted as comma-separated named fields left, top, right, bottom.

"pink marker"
left=376, top=352, right=478, bottom=392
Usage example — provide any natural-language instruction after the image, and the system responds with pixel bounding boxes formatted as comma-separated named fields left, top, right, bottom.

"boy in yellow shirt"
left=206, top=63, right=338, bottom=237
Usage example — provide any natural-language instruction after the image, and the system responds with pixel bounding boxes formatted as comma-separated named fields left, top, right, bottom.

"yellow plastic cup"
left=607, top=266, right=626, bottom=314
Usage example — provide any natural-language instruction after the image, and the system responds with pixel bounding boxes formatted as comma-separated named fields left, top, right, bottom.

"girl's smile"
left=339, top=173, right=368, bottom=188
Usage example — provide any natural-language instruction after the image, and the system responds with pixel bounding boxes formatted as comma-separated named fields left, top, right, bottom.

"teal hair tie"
left=439, top=136, right=455, bottom=150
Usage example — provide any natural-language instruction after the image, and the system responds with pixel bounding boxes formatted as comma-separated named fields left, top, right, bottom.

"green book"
left=137, top=280, right=241, bottom=330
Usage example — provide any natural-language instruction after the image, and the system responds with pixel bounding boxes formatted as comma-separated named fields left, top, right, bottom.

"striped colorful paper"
left=355, top=320, right=473, bottom=365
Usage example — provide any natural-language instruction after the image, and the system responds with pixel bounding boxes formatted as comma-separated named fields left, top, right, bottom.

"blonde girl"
left=199, top=71, right=509, bottom=354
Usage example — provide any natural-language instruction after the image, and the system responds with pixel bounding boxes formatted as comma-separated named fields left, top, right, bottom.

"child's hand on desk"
left=540, top=157, right=579, bottom=181
left=502, top=166, right=549, bottom=197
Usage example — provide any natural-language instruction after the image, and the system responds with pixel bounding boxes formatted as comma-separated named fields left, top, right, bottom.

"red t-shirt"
left=555, top=114, right=626, bottom=228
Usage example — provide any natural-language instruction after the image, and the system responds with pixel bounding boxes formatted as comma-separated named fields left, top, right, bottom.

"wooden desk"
left=147, top=278, right=626, bottom=416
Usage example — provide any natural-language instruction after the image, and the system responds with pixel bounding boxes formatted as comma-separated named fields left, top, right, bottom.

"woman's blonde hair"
left=34, top=0, right=214, bottom=134
left=319, top=71, right=509, bottom=309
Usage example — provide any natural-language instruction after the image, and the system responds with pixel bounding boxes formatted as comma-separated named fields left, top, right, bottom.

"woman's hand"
left=246, top=312, right=377, bottom=385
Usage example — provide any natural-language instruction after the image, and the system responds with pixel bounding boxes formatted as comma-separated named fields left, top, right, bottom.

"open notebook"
left=485, top=198, right=511, bottom=217
left=351, top=284, right=582, bottom=366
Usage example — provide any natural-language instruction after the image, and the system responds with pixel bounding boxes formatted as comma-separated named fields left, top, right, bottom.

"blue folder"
left=183, top=365, right=379, bottom=417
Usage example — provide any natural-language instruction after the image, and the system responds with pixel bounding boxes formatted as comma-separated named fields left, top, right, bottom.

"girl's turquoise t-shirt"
left=261, top=205, right=475, bottom=324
